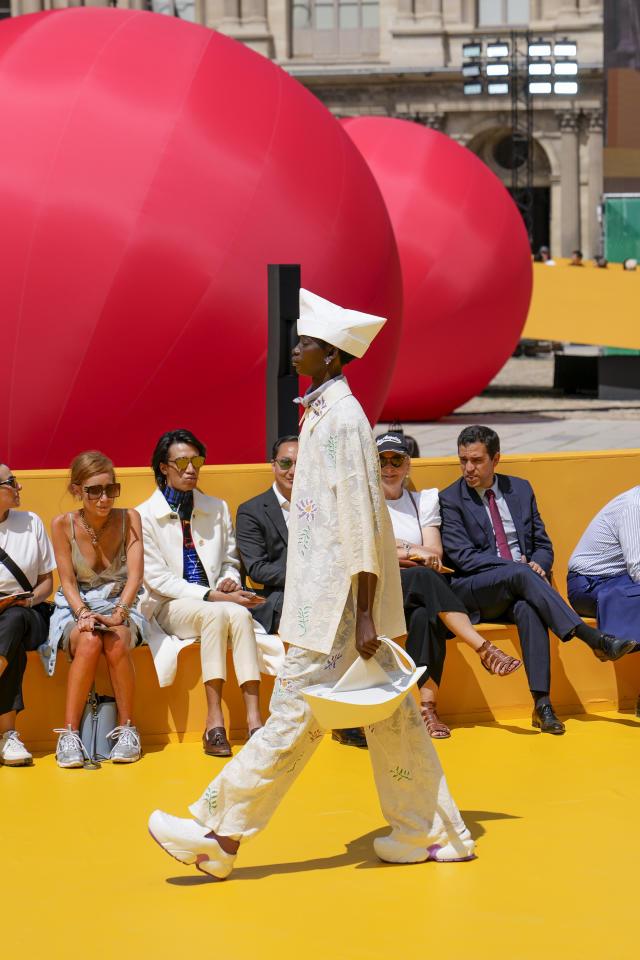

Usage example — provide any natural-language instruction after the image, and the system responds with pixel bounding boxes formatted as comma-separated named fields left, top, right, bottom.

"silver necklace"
left=79, top=510, right=111, bottom=546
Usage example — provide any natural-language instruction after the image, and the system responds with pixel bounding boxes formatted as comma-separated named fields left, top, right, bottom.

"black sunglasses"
left=274, top=457, right=296, bottom=470
left=379, top=454, right=407, bottom=467
left=0, top=475, right=18, bottom=489
left=84, top=483, right=121, bottom=501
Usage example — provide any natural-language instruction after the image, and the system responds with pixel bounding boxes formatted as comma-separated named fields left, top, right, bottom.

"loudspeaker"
left=266, top=264, right=301, bottom=459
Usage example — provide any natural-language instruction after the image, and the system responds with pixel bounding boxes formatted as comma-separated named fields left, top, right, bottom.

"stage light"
left=487, top=81, right=509, bottom=95
left=486, top=62, right=509, bottom=76
left=529, top=80, right=552, bottom=94
left=554, top=80, right=578, bottom=94
left=554, top=61, right=578, bottom=75
left=528, top=40, right=551, bottom=57
left=487, top=42, right=509, bottom=58
left=528, top=61, right=552, bottom=75
left=554, top=40, right=577, bottom=57
left=463, top=81, right=483, bottom=95
left=462, top=42, right=482, bottom=58
left=462, top=62, right=481, bottom=77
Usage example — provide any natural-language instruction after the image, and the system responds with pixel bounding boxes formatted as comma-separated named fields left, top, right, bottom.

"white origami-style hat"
left=297, top=288, right=386, bottom=359
left=301, top=637, right=426, bottom=729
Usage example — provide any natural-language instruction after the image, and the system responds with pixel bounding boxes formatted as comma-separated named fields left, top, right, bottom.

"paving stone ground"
left=375, top=356, right=640, bottom=457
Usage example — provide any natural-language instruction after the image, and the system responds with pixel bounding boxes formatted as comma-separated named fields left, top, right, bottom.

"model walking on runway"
left=148, top=288, right=474, bottom=879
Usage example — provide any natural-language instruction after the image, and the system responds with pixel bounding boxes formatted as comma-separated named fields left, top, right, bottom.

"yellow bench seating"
left=20, top=449, right=640, bottom=746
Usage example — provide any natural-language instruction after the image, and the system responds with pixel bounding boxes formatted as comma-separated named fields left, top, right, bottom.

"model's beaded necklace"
left=79, top=509, right=111, bottom=546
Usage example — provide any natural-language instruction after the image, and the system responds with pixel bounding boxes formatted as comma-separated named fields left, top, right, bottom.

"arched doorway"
left=466, top=127, right=552, bottom=252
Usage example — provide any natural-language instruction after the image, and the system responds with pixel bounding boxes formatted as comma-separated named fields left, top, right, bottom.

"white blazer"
left=136, top=487, right=241, bottom=619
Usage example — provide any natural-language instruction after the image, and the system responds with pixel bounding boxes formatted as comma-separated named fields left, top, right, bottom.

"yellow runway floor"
left=4, top=713, right=640, bottom=960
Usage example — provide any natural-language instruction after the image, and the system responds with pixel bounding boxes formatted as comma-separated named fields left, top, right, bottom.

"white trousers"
left=155, top=598, right=260, bottom=686
left=189, top=603, right=469, bottom=848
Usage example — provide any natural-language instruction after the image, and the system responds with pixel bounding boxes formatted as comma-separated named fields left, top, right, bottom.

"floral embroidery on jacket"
left=297, top=605, right=311, bottom=635
left=310, top=396, right=327, bottom=418
left=324, top=651, right=343, bottom=671
left=297, top=525, right=312, bottom=558
left=296, top=498, right=317, bottom=522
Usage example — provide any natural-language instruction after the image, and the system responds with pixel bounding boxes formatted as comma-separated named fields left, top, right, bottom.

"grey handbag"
left=80, top=687, right=117, bottom=768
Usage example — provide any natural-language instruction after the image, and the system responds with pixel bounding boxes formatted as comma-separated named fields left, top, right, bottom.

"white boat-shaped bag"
left=301, top=636, right=426, bottom=729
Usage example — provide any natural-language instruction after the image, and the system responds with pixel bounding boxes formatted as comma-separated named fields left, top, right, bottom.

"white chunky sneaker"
left=54, top=726, right=86, bottom=768
left=0, top=730, right=33, bottom=766
left=108, top=721, right=141, bottom=763
left=148, top=810, right=236, bottom=879
left=374, top=827, right=475, bottom=864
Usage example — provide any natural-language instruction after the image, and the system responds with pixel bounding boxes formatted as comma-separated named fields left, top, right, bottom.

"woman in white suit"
left=137, top=429, right=266, bottom=757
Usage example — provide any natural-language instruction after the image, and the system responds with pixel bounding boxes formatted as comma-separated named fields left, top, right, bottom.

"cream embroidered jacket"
left=279, top=378, right=406, bottom=654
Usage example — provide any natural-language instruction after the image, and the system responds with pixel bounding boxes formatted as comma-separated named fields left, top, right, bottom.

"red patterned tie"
left=486, top=489, right=513, bottom=560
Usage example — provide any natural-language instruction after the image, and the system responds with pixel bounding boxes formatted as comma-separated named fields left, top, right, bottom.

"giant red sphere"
left=0, top=10, right=401, bottom=468
left=342, top=117, right=532, bottom=422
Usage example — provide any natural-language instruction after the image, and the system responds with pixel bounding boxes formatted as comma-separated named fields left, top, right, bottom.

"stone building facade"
left=7, top=0, right=604, bottom=257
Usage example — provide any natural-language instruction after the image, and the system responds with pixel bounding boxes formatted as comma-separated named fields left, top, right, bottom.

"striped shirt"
left=568, top=486, right=640, bottom=582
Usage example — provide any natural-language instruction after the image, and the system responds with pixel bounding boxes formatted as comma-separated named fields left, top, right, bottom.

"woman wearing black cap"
left=377, top=432, right=521, bottom=739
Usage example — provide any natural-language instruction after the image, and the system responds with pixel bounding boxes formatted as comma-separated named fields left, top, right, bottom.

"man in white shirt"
left=568, top=486, right=640, bottom=647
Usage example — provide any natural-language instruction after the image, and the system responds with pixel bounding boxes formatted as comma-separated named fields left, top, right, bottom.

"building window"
left=145, top=0, right=196, bottom=22
left=478, top=0, right=529, bottom=25
left=291, top=0, right=379, bottom=58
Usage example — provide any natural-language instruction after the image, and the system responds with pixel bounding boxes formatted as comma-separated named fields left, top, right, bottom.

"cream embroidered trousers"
left=189, top=602, right=469, bottom=847
left=154, top=598, right=260, bottom=685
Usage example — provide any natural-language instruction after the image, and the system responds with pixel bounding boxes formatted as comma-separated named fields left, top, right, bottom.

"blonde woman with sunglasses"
left=48, top=451, right=148, bottom=767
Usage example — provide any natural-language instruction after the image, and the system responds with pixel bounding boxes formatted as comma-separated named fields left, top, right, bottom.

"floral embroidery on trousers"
left=189, top=605, right=469, bottom=849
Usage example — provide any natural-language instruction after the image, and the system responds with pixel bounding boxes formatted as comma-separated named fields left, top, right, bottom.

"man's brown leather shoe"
left=203, top=727, right=232, bottom=757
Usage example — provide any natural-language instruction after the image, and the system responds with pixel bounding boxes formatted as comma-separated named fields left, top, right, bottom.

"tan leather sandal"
left=420, top=702, right=451, bottom=739
left=477, top=639, right=522, bottom=676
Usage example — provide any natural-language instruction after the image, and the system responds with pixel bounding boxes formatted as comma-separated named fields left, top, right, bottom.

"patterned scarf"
left=163, top=486, right=209, bottom=587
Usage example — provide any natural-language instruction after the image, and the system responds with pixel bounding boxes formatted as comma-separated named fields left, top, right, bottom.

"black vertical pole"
left=510, top=30, right=534, bottom=249
left=266, top=264, right=301, bottom=461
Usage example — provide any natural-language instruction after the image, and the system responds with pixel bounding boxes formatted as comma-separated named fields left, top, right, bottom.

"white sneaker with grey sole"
left=54, top=726, right=86, bottom=768
left=108, top=721, right=141, bottom=763
left=0, top=730, right=33, bottom=766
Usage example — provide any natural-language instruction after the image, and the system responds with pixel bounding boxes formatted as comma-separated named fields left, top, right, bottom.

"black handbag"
left=0, top=545, right=54, bottom=624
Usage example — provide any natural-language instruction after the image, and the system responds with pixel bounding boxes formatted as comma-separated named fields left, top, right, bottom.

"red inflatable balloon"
left=342, top=117, right=532, bottom=422
left=0, top=10, right=401, bottom=468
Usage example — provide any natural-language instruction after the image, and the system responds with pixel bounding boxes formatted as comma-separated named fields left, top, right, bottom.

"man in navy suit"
left=439, top=425, right=635, bottom=734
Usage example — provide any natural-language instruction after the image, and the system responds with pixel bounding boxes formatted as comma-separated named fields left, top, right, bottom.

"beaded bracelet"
left=74, top=604, right=90, bottom=621
left=115, top=600, right=131, bottom=617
